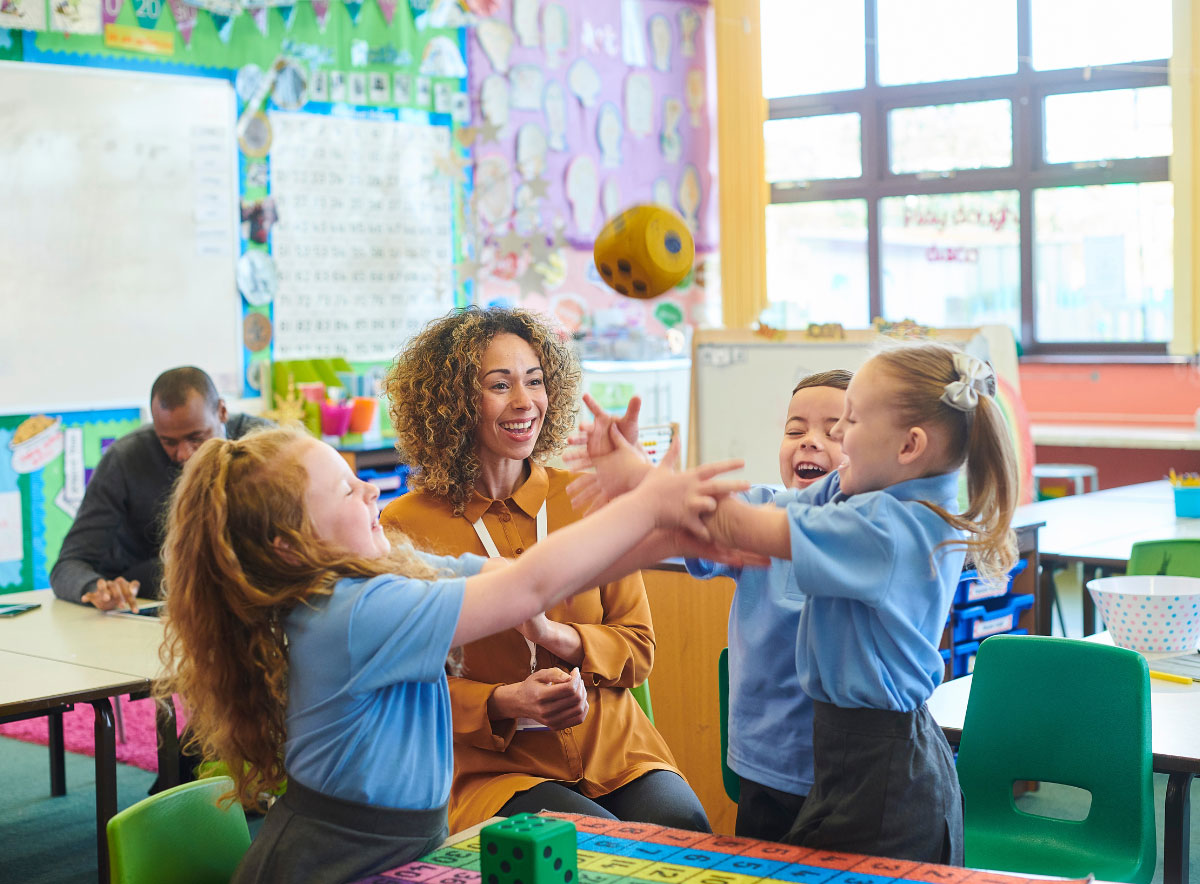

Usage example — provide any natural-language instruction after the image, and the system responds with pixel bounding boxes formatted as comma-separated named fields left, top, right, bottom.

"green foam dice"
left=480, top=813, right=578, bottom=884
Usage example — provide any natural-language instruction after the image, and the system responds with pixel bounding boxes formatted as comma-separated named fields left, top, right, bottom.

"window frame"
left=764, top=0, right=1171, bottom=356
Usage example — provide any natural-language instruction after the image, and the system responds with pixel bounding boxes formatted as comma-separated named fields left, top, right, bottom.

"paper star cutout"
left=515, top=263, right=546, bottom=297
left=550, top=219, right=568, bottom=249
left=263, top=386, right=307, bottom=427
left=525, top=176, right=550, bottom=200
left=478, top=120, right=503, bottom=142
left=528, top=236, right=554, bottom=264
left=433, top=150, right=470, bottom=183
left=496, top=229, right=527, bottom=256
left=455, top=126, right=479, bottom=148
left=456, top=256, right=484, bottom=284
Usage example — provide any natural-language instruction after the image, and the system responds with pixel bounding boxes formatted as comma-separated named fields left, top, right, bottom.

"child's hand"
left=566, top=420, right=655, bottom=513
left=564, top=394, right=642, bottom=470
left=636, top=436, right=747, bottom=540
left=512, top=668, right=589, bottom=730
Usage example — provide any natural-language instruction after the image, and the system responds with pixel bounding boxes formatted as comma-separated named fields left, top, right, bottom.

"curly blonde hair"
left=156, top=427, right=440, bottom=808
left=387, top=306, right=581, bottom=515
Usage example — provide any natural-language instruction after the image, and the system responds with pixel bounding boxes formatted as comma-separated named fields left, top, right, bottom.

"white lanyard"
left=471, top=501, right=547, bottom=673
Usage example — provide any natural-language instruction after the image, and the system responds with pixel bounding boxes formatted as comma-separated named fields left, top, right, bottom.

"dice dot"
left=617, top=259, right=632, bottom=274
left=487, top=844, right=498, bottom=855
left=501, top=861, right=511, bottom=873
left=632, top=279, right=647, bottom=293
left=600, top=263, right=612, bottom=277
left=513, top=848, right=524, bottom=859
left=544, top=848, right=553, bottom=858
left=565, top=873, right=574, bottom=882
left=554, top=859, right=563, bottom=870
left=488, top=876, right=498, bottom=884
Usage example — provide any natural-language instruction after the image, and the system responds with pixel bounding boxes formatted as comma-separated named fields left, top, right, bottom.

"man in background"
left=50, top=366, right=271, bottom=610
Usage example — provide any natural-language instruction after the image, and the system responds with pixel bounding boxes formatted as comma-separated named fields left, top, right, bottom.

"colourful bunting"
left=310, top=0, right=328, bottom=30
left=100, top=0, right=122, bottom=27
left=132, top=0, right=162, bottom=31
left=342, top=0, right=360, bottom=23
left=375, top=0, right=394, bottom=24
left=250, top=4, right=266, bottom=34
left=276, top=2, right=294, bottom=29
left=166, top=0, right=195, bottom=43
left=210, top=9, right=232, bottom=40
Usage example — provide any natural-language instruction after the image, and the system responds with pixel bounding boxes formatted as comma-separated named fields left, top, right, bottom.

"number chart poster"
left=0, top=409, right=141, bottom=594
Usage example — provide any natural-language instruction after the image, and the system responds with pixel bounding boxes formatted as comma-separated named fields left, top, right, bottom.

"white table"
left=1013, top=480, right=1200, bottom=634
left=0, top=589, right=176, bottom=884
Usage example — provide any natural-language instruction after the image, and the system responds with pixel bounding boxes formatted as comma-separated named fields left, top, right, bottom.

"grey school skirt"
left=231, top=776, right=449, bottom=884
left=782, top=700, right=963, bottom=865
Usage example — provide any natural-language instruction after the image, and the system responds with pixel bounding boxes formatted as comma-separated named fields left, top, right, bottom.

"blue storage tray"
left=952, top=629, right=1028, bottom=678
left=952, top=593, right=1034, bottom=643
left=952, top=558, right=1028, bottom=608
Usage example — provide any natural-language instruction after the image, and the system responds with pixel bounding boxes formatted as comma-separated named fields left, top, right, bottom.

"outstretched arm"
left=454, top=440, right=746, bottom=646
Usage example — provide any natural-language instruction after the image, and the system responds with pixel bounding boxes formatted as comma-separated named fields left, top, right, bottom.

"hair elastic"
left=940, top=351, right=996, bottom=412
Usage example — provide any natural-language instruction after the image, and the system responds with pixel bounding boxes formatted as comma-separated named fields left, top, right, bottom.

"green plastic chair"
left=630, top=679, right=654, bottom=724
left=1127, top=539, right=1200, bottom=577
left=956, top=635, right=1154, bottom=884
left=717, top=648, right=739, bottom=803
left=107, top=775, right=251, bottom=884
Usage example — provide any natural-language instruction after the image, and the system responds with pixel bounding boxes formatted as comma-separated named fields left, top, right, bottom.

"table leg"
left=1037, top=560, right=1057, bottom=637
left=48, top=708, right=66, bottom=796
left=1165, top=772, right=1193, bottom=884
left=91, top=699, right=116, bottom=884
left=155, top=695, right=180, bottom=789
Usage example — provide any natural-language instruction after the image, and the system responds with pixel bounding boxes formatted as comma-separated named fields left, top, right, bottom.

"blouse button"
left=499, top=513, right=511, bottom=523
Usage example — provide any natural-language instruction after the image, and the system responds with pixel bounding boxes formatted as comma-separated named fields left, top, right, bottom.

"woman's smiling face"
left=473, top=332, right=549, bottom=470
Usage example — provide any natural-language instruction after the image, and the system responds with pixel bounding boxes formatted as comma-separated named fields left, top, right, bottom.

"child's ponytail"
left=873, top=343, right=1018, bottom=583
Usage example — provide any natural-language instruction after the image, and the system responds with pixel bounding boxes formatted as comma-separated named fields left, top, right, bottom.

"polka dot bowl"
left=1086, top=575, right=1200, bottom=653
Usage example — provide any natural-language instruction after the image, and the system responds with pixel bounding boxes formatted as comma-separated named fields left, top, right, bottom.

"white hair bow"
left=940, top=352, right=995, bottom=412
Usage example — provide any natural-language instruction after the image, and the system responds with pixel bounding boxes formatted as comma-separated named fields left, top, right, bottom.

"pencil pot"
left=320, top=401, right=354, bottom=436
left=1174, top=486, right=1200, bottom=518
left=347, top=396, right=378, bottom=433
left=1086, top=575, right=1200, bottom=653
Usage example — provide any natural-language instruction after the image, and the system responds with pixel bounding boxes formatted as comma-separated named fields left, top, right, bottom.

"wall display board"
left=0, top=61, right=241, bottom=412
left=0, top=407, right=141, bottom=595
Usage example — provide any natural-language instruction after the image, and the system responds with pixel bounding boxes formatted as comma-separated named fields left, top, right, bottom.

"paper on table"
left=1145, top=652, right=1200, bottom=680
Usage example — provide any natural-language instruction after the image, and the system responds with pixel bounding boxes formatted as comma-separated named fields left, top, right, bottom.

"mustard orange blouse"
left=380, top=464, right=683, bottom=832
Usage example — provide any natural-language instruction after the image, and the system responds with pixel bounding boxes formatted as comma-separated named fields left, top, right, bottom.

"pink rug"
left=0, top=695, right=187, bottom=772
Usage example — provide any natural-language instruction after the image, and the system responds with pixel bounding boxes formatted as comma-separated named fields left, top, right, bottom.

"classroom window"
left=759, top=0, right=1172, bottom=355
left=764, top=114, right=862, bottom=184
left=880, top=192, right=1021, bottom=331
left=763, top=200, right=870, bottom=330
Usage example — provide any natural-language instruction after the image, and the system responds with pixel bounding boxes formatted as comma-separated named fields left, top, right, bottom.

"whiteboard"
left=0, top=62, right=241, bottom=413
left=693, top=328, right=1006, bottom=485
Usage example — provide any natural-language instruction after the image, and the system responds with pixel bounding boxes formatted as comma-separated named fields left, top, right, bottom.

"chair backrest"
left=630, top=679, right=654, bottom=724
left=1127, top=539, right=1200, bottom=577
left=956, top=635, right=1154, bottom=884
left=107, top=775, right=251, bottom=884
left=717, top=648, right=739, bottom=803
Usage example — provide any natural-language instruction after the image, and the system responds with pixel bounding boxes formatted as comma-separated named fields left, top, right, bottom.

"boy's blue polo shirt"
left=687, top=485, right=814, bottom=797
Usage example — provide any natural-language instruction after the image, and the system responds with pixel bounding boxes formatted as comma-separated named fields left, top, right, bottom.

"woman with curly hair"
left=382, top=306, right=712, bottom=833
